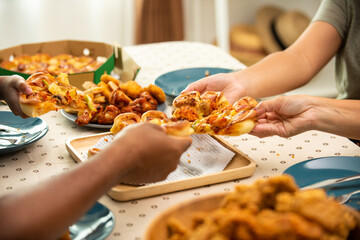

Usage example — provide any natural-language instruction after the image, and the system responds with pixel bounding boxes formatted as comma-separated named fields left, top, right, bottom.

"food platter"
left=144, top=191, right=360, bottom=240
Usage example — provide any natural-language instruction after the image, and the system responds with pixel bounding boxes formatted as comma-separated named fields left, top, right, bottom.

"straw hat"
left=229, top=24, right=267, bottom=66
left=256, top=5, right=310, bottom=54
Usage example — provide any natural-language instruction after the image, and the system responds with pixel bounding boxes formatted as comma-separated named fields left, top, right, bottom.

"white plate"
left=61, top=103, right=166, bottom=129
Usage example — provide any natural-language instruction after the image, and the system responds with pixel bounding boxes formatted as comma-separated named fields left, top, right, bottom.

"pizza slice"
left=19, top=72, right=92, bottom=117
left=171, top=92, right=258, bottom=136
left=192, top=96, right=258, bottom=136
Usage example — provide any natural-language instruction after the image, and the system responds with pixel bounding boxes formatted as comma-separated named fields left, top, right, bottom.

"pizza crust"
left=20, top=102, right=58, bottom=118
left=218, top=119, right=256, bottom=136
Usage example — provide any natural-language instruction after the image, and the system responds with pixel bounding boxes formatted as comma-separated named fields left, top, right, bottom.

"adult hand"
left=182, top=72, right=244, bottom=104
left=0, top=75, right=32, bottom=118
left=110, top=122, right=192, bottom=184
left=250, top=95, right=316, bottom=138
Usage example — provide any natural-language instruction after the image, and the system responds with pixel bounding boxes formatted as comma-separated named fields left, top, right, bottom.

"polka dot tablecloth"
left=1, top=41, right=359, bottom=239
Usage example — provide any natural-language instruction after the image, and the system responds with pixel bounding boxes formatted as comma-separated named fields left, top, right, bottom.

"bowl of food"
left=145, top=175, right=360, bottom=240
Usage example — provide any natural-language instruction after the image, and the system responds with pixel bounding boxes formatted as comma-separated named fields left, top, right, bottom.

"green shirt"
left=313, top=0, right=360, bottom=99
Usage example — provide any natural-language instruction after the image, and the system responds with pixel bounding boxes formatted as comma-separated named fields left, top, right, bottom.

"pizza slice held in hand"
left=19, top=72, right=91, bottom=117
left=110, top=91, right=258, bottom=137
left=171, top=91, right=258, bottom=136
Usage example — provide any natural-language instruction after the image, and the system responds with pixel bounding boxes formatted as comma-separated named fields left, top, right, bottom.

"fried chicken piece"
left=254, top=210, right=324, bottom=240
left=121, top=91, right=158, bottom=115
left=276, top=190, right=357, bottom=239
left=109, top=89, right=132, bottom=109
left=75, top=109, right=94, bottom=126
left=97, top=81, right=113, bottom=102
left=167, top=218, right=190, bottom=240
left=120, top=80, right=143, bottom=99
left=146, top=84, right=166, bottom=103
left=169, top=207, right=325, bottom=240
left=89, top=105, right=104, bottom=124
left=222, top=174, right=298, bottom=213
left=97, top=105, right=121, bottom=125
left=100, top=72, right=121, bottom=86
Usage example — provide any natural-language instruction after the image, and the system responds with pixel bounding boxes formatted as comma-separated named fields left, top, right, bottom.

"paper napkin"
left=87, top=134, right=235, bottom=184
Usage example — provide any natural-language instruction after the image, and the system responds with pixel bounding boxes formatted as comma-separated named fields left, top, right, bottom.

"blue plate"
left=70, top=202, right=115, bottom=240
left=154, top=67, right=233, bottom=98
left=284, top=156, right=360, bottom=210
left=0, top=111, right=48, bottom=154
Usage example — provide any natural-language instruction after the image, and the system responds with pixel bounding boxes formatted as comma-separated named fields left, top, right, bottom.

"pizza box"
left=65, top=132, right=257, bottom=201
left=0, top=40, right=140, bottom=89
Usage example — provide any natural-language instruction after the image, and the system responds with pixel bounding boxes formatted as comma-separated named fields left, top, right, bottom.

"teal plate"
left=70, top=202, right=115, bottom=240
left=154, top=67, right=233, bottom=98
left=0, top=111, right=48, bottom=154
left=284, top=156, right=360, bottom=210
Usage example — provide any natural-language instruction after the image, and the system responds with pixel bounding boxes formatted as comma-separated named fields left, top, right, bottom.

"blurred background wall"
left=0, top=0, right=320, bottom=49
left=0, top=0, right=135, bottom=49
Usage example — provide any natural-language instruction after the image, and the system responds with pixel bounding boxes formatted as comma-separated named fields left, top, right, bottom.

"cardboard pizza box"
left=0, top=40, right=140, bottom=89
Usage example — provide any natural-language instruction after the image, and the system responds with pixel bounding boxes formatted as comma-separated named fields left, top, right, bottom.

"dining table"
left=0, top=41, right=359, bottom=240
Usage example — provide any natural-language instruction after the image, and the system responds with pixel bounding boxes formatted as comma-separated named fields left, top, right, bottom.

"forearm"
left=234, top=50, right=315, bottom=99
left=234, top=21, right=341, bottom=99
left=0, top=123, right=190, bottom=240
left=312, top=98, right=360, bottom=140
left=0, top=140, right=131, bottom=240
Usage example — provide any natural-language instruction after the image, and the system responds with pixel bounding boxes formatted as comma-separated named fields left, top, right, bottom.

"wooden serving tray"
left=65, top=132, right=256, bottom=201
